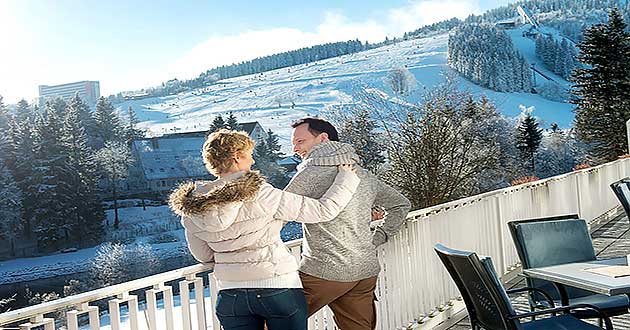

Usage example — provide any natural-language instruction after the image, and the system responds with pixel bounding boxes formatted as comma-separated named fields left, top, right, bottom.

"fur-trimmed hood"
left=169, top=171, right=266, bottom=231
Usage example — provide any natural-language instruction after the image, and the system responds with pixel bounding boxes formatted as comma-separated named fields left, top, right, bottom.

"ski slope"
left=117, top=30, right=575, bottom=152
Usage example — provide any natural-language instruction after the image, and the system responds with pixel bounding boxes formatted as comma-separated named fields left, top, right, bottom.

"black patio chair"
left=611, top=178, right=630, bottom=220
left=508, top=215, right=629, bottom=321
left=434, top=243, right=613, bottom=330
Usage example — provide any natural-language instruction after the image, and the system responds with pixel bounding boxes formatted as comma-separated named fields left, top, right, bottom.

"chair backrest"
left=435, top=244, right=521, bottom=330
left=611, top=178, right=630, bottom=219
left=508, top=215, right=596, bottom=300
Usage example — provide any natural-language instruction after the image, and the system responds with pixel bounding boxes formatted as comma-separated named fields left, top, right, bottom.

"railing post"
left=146, top=283, right=174, bottom=330
left=67, top=303, right=100, bottom=330
left=495, top=196, right=506, bottom=275
left=209, top=274, right=221, bottom=330
left=108, top=293, right=139, bottom=330
left=19, top=315, right=54, bottom=330
left=179, top=277, right=193, bottom=330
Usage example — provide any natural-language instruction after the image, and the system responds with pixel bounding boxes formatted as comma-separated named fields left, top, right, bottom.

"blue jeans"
left=216, top=288, right=308, bottom=330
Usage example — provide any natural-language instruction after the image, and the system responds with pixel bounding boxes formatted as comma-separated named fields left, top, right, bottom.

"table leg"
left=552, top=282, right=570, bottom=308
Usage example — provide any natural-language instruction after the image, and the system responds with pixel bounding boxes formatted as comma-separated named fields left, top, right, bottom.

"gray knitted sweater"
left=285, top=141, right=411, bottom=282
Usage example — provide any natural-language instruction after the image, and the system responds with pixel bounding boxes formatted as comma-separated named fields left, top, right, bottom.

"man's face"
left=291, top=123, right=326, bottom=159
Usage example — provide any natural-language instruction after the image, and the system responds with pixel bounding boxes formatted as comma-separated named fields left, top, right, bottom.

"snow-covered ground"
left=0, top=205, right=302, bottom=286
left=117, top=29, right=575, bottom=153
left=1, top=22, right=577, bottom=300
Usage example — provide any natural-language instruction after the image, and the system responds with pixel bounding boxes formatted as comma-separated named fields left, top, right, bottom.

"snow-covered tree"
left=338, top=108, right=385, bottom=174
left=572, top=8, right=630, bottom=162
left=62, top=104, right=105, bottom=244
left=448, top=24, right=532, bottom=92
left=93, top=97, right=124, bottom=148
left=10, top=112, right=37, bottom=239
left=124, top=105, right=144, bottom=143
left=355, top=79, right=509, bottom=208
left=95, top=141, right=133, bottom=229
left=536, top=127, right=586, bottom=178
left=67, top=93, right=97, bottom=147
left=0, top=159, right=23, bottom=257
left=209, top=115, right=227, bottom=132
left=31, top=102, right=74, bottom=250
left=253, top=129, right=287, bottom=188
left=91, top=242, right=160, bottom=287
left=535, top=35, right=578, bottom=79
left=226, top=112, right=239, bottom=130
left=385, top=67, right=417, bottom=96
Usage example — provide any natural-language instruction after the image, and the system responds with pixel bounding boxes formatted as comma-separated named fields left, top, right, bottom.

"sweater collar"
left=299, top=141, right=360, bottom=169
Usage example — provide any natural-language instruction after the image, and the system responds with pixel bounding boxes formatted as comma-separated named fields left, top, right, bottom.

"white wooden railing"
left=2, top=157, right=630, bottom=330
left=0, top=240, right=336, bottom=330
left=374, top=157, right=630, bottom=329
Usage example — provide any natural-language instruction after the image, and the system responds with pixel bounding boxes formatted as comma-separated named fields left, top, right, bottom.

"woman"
left=169, top=129, right=359, bottom=330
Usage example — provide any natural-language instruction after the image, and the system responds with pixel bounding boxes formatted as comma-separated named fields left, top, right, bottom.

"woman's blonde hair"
left=202, top=129, right=255, bottom=175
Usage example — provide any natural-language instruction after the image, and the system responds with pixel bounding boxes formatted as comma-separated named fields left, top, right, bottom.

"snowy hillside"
left=117, top=31, right=575, bottom=152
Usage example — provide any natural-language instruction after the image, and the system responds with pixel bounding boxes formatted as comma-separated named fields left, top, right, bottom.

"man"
left=285, top=117, right=411, bottom=330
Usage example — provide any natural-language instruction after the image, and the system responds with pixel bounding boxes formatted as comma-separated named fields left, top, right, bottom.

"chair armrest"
left=518, top=273, right=570, bottom=306
left=506, top=287, right=555, bottom=309
left=508, top=303, right=613, bottom=330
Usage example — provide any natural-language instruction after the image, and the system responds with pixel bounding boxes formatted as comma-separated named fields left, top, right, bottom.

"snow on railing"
left=2, top=158, right=630, bottom=330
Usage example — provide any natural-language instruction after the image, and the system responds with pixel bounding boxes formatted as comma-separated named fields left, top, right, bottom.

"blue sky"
left=0, top=0, right=515, bottom=103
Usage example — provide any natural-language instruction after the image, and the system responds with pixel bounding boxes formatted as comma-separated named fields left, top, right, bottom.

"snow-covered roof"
left=138, top=149, right=208, bottom=180
left=131, top=123, right=265, bottom=181
left=132, top=136, right=208, bottom=180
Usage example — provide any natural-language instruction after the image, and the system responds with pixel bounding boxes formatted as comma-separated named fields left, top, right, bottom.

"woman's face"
left=235, top=147, right=255, bottom=172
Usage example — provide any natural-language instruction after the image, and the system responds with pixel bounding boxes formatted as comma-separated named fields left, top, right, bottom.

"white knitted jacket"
left=285, top=141, right=411, bottom=282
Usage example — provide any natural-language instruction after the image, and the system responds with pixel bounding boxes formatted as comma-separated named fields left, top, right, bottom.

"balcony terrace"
left=2, top=158, right=630, bottom=330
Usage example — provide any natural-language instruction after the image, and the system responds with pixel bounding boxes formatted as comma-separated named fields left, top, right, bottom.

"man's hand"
left=371, top=207, right=385, bottom=221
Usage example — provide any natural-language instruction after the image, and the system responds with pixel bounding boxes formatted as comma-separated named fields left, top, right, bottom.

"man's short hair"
left=291, top=117, right=339, bottom=141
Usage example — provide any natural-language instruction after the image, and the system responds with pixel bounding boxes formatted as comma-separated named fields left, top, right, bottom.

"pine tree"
left=264, top=129, right=284, bottom=163
left=0, top=158, right=23, bottom=257
left=339, top=109, right=385, bottom=174
left=93, top=97, right=123, bottom=148
left=32, top=103, right=74, bottom=250
left=226, top=112, right=239, bottom=130
left=572, top=8, right=630, bottom=162
left=125, top=106, right=144, bottom=144
left=516, top=113, right=543, bottom=174
left=48, top=97, right=68, bottom=118
left=0, top=107, right=16, bottom=172
left=62, top=104, right=105, bottom=244
left=68, top=93, right=97, bottom=147
left=11, top=113, right=36, bottom=239
left=253, top=130, right=287, bottom=188
left=209, top=115, right=227, bottom=132
left=0, top=95, right=8, bottom=131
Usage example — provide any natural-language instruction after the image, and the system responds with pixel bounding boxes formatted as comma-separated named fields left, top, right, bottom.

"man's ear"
left=319, top=132, right=330, bottom=142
